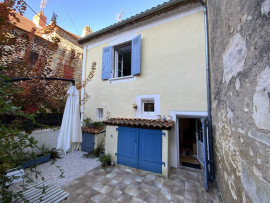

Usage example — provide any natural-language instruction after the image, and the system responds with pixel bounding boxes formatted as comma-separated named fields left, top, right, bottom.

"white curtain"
left=57, top=86, right=82, bottom=153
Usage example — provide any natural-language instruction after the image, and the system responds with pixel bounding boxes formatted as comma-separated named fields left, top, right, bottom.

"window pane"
left=144, top=102, right=154, bottom=112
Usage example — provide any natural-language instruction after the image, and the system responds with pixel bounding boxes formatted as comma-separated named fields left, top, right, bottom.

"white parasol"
left=57, top=86, right=82, bottom=153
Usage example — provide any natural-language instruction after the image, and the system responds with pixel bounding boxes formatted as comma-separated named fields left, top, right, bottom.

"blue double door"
left=116, top=127, right=163, bottom=174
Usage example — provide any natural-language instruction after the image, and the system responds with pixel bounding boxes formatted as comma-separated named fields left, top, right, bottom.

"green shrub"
left=98, top=154, right=111, bottom=167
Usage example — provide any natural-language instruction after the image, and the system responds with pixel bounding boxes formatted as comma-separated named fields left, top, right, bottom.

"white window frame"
left=136, top=94, right=160, bottom=119
left=113, top=43, right=131, bottom=79
left=96, top=108, right=103, bottom=119
left=142, top=99, right=155, bottom=115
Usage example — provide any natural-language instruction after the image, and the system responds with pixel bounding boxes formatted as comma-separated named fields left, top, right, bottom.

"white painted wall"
left=105, top=125, right=118, bottom=162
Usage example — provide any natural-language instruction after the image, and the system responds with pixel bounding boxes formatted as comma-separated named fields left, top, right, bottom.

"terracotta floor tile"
left=171, top=194, right=184, bottom=203
left=100, top=196, right=117, bottom=203
left=146, top=174, right=156, bottom=180
left=117, top=192, right=133, bottom=202
left=124, top=185, right=138, bottom=196
left=159, top=189, right=172, bottom=201
left=142, top=177, right=154, bottom=186
left=184, top=197, right=197, bottom=203
left=139, top=182, right=151, bottom=192
left=99, top=185, right=113, bottom=194
left=113, top=174, right=124, bottom=182
left=82, top=188, right=98, bottom=198
left=91, top=182, right=104, bottom=191
left=107, top=179, right=119, bottom=188
left=134, top=189, right=148, bottom=200
left=108, top=189, right=123, bottom=200
left=135, top=175, right=145, bottom=182
left=122, top=177, right=133, bottom=185
left=130, top=196, right=143, bottom=203
left=184, top=190, right=197, bottom=201
left=149, top=186, right=161, bottom=195
left=152, top=180, right=163, bottom=189
left=73, top=194, right=91, bottom=203
left=90, top=193, right=105, bottom=202
left=106, top=172, right=117, bottom=179
left=75, top=184, right=89, bottom=194
left=172, top=187, right=185, bottom=196
left=144, top=193, right=158, bottom=203
left=100, top=177, right=112, bottom=185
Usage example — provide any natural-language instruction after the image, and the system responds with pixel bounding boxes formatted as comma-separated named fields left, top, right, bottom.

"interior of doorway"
left=179, top=117, right=203, bottom=170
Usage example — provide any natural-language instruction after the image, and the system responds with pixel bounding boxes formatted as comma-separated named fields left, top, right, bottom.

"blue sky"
left=23, top=0, right=169, bottom=36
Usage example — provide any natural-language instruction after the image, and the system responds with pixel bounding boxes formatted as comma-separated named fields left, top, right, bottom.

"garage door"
left=116, top=126, right=163, bottom=174
left=81, top=133, right=95, bottom=152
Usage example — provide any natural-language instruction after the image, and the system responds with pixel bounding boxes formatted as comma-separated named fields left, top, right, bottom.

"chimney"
left=82, top=26, right=93, bottom=37
left=33, top=10, right=47, bottom=29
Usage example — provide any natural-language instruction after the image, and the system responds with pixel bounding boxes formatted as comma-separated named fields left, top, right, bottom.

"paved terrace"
left=61, top=165, right=221, bottom=203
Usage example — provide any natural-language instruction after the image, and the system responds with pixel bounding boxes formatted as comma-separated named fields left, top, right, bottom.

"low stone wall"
left=30, top=128, right=60, bottom=153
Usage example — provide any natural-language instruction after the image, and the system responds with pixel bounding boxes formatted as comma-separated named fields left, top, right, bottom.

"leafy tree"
left=0, top=0, right=65, bottom=201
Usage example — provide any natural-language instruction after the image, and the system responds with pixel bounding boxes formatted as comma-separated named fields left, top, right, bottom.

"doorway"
left=178, top=117, right=203, bottom=170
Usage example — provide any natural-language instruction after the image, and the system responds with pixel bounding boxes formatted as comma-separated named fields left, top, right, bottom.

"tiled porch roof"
left=82, top=126, right=105, bottom=134
left=103, top=118, right=175, bottom=130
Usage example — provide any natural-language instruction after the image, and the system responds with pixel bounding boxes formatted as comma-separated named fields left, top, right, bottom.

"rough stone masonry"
left=207, top=0, right=270, bottom=202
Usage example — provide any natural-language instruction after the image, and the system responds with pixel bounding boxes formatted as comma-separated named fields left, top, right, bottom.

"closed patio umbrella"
left=57, top=85, right=82, bottom=153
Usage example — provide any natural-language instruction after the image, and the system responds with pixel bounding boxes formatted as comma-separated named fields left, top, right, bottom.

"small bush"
left=98, top=154, right=111, bottom=167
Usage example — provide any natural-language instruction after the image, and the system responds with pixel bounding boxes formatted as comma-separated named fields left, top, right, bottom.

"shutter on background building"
left=131, top=34, right=141, bottom=75
left=101, top=46, right=112, bottom=80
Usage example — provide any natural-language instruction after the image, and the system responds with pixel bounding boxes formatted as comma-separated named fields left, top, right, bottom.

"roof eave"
left=77, top=0, right=195, bottom=44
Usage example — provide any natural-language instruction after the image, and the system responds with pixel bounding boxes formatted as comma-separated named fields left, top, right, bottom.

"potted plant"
left=20, top=145, right=51, bottom=168
left=98, top=154, right=111, bottom=167
left=83, top=117, right=95, bottom=128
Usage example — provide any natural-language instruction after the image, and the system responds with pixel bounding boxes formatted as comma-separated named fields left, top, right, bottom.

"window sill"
left=108, top=75, right=136, bottom=84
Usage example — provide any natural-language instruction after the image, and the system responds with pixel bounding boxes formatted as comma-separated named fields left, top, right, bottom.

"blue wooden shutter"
left=131, top=34, right=141, bottom=75
left=102, top=46, right=112, bottom=80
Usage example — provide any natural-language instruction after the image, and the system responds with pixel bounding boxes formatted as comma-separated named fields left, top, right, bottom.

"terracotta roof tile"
left=103, top=118, right=175, bottom=130
left=9, top=11, right=42, bottom=37
left=82, top=126, right=105, bottom=134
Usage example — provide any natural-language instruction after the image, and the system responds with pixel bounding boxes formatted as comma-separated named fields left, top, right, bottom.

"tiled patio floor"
left=61, top=165, right=221, bottom=203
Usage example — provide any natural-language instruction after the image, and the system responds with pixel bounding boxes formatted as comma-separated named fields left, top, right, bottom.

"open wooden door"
left=196, top=119, right=204, bottom=165
left=201, top=118, right=209, bottom=191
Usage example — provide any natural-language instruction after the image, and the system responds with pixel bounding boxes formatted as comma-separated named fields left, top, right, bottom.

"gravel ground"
left=25, top=151, right=100, bottom=188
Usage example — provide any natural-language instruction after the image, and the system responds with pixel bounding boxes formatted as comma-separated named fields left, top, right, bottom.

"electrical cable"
left=59, top=0, right=80, bottom=36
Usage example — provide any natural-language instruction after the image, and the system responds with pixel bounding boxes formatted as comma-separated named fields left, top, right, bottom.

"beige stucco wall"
left=105, top=125, right=118, bottom=162
left=162, top=130, right=169, bottom=177
left=94, top=131, right=105, bottom=149
left=82, top=9, right=207, bottom=122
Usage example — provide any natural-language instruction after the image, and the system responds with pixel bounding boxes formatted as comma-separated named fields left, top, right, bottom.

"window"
left=30, top=51, right=39, bottom=66
left=142, top=100, right=155, bottom=114
left=101, top=34, right=141, bottom=80
left=114, top=43, right=131, bottom=78
left=96, top=108, right=103, bottom=119
left=136, top=94, right=160, bottom=119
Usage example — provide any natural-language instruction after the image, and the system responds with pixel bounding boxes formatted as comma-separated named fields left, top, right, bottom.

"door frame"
left=169, top=111, right=208, bottom=168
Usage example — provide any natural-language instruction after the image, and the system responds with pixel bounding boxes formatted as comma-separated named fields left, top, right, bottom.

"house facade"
left=79, top=0, right=211, bottom=181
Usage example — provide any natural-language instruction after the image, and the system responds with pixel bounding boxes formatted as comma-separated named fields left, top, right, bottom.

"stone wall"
left=207, top=0, right=270, bottom=202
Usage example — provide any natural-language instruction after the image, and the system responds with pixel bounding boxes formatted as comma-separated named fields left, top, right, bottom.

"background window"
left=114, top=43, right=131, bottom=78
left=101, top=34, right=141, bottom=80
left=143, top=100, right=155, bottom=112
left=96, top=108, right=103, bottom=119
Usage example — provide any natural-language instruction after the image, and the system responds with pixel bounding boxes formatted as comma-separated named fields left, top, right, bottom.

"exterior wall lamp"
left=132, top=102, right=137, bottom=109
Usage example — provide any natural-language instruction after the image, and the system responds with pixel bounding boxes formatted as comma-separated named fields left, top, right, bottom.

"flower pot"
left=21, top=154, right=51, bottom=168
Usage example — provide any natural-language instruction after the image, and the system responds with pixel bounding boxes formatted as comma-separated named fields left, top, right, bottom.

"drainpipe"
left=198, top=0, right=215, bottom=181
left=80, top=46, right=87, bottom=125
